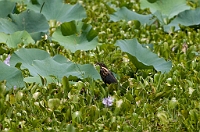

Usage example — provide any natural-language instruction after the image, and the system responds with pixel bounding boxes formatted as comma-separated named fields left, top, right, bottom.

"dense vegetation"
left=0, top=0, right=200, bottom=131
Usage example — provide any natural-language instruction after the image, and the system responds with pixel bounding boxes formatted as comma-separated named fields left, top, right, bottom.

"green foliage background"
left=0, top=0, right=200, bottom=131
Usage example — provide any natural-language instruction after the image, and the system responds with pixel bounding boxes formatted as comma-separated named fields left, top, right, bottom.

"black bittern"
left=96, top=62, right=118, bottom=84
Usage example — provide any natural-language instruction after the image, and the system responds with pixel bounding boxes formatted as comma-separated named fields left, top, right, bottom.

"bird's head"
left=95, top=62, right=107, bottom=68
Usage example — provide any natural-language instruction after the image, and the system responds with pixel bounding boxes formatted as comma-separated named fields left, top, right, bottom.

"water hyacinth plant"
left=0, top=0, right=200, bottom=131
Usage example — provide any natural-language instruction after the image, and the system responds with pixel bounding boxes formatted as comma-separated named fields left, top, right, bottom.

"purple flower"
left=4, top=55, right=11, bottom=66
left=102, top=96, right=114, bottom=107
left=14, top=86, right=17, bottom=90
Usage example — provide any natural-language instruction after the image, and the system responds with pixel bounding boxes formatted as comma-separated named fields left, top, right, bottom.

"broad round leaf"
left=0, top=32, right=8, bottom=43
left=0, top=1, right=16, bottom=18
left=0, top=61, right=25, bottom=89
left=24, top=76, right=55, bottom=85
left=140, top=0, right=190, bottom=19
left=27, top=0, right=87, bottom=22
left=76, top=64, right=101, bottom=80
left=32, top=57, right=82, bottom=79
left=52, top=22, right=99, bottom=53
left=0, top=31, right=35, bottom=48
left=52, top=54, right=71, bottom=64
left=110, top=7, right=155, bottom=25
left=10, top=48, right=100, bottom=85
left=164, top=8, right=200, bottom=32
left=10, top=48, right=50, bottom=74
left=0, top=10, right=49, bottom=40
left=116, top=38, right=172, bottom=73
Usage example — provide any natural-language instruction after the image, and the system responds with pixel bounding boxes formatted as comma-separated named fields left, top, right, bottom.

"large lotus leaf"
left=9, top=48, right=100, bottom=85
left=0, top=10, right=49, bottom=40
left=76, top=64, right=101, bottom=80
left=0, top=31, right=35, bottom=48
left=24, top=76, right=55, bottom=85
left=0, top=61, right=25, bottom=89
left=27, top=0, right=87, bottom=22
left=164, top=8, right=200, bottom=33
left=0, top=32, right=8, bottom=43
left=10, top=48, right=50, bottom=76
left=9, top=48, right=81, bottom=82
left=0, top=1, right=16, bottom=18
left=24, top=60, right=100, bottom=85
left=110, top=7, right=155, bottom=25
left=32, top=57, right=81, bottom=79
left=52, top=54, right=72, bottom=64
left=52, top=21, right=99, bottom=53
left=23, top=75, right=60, bottom=85
left=52, top=55, right=100, bottom=80
left=53, top=55, right=100, bottom=80
left=6, top=0, right=29, bottom=2
left=140, top=0, right=190, bottom=19
left=116, top=38, right=172, bottom=73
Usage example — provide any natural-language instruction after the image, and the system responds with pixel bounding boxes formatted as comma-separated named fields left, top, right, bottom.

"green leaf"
left=0, top=1, right=16, bottom=18
left=48, top=98, right=60, bottom=110
left=10, top=48, right=50, bottom=74
left=0, top=32, right=8, bottom=43
left=157, top=111, right=169, bottom=124
left=103, top=2, right=116, bottom=14
left=168, top=97, right=178, bottom=109
left=61, top=21, right=77, bottom=36
left=32, top=57, right=81, bottom=80
left=127, top=53, right=153, bottom=69
left=86, top=28, right=98, bottom=41
left=72, top=111, right=82, bottom=123
left=66, top=124, right=76, bottom=132
left=190, top=0, right=200, bottom=7
left=24, top=76, right=41, bottom=85
left=0, top=31, right=35, bottom=48
left=52, top=21, right=99, bottom=53
left=34, top=59, right=100, bottom=80
left=110, top=7, right=155, bottom=25
left=164, top=8, right=200, bottom=33
left=27, top=0, right=87, bottom=22
left=0, top=61, right=25, bottom=89
left=10, top=48, right=100, bottom=85
left=24, top=76, right=55, bottom=84
left=38, top=74, right=47, bottom=86
left=147, top=0, right=157, bottom=3
left=76, top=64, right=101, bottom=80
left=189, top=109, right=198, bottom=123
left=140, top=0, right=190, bottom=19
left=116, top=38, right=172, bottom=73
left=62, top=76, right=71, bottom=93
left=52, top=54, right=71, bottom=64
left=0, top=10, right=49, bottom=40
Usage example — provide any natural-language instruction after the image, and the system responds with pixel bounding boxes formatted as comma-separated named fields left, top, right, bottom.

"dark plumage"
left=96, top=63, right=118, bottom=84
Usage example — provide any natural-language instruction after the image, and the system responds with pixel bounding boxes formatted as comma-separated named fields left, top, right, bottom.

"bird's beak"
left=95, top=62, right=100, bottom=66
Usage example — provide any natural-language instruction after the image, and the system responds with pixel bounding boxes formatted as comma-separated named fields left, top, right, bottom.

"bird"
left=96, top=62, right=118, bottom=84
